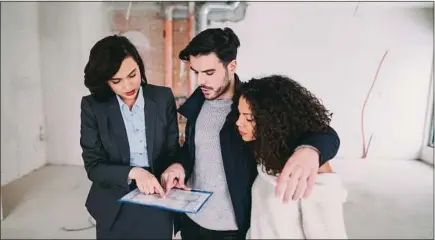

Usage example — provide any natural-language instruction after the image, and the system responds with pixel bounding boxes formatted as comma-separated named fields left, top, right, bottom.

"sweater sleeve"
left=296, top=126, right=340, bottom=166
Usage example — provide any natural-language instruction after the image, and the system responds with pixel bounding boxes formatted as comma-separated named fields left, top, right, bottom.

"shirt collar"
left=116, top=86, right=144, bottom=111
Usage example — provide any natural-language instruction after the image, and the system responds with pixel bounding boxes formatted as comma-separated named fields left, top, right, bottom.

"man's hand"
left=275, top=146, right=320, bottom=203
left=128, top=167, right=165, bottom=197
left=161, top=163, right=191, bottom=196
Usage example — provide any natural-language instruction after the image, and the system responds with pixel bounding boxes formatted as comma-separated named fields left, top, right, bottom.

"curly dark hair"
left=239, top=75, right=332, bottom=176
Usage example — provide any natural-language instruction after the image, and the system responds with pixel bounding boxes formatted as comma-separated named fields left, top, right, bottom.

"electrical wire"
left=60, top=216, right=96, bottom=232
left=361, top=49, right=389, bottom=158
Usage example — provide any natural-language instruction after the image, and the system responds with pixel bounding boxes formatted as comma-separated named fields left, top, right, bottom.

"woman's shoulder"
left=81, top=94, right=108, bottom=110
left=81, top=94, right=97, bottom=107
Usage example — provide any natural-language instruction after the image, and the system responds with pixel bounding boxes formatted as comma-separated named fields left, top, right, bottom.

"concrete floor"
left=1, top=158, right=433, bottom=239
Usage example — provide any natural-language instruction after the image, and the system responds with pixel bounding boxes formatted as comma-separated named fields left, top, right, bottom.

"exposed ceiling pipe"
left=198, top=1, right=241, bottom=32
left=164, top=4, right=188, bottom=88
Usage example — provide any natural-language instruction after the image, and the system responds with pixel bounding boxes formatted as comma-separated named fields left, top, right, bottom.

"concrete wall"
left=210, top=2, right=434, bottom=159
left=1, top=2, right=111, bottom=184
left=39, top=2, right=110, bottom=166
left=1, top=2, right=47, bottom=185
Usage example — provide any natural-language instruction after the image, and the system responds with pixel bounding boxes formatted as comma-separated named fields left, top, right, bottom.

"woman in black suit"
left=80, top=35, right=179, bottom=239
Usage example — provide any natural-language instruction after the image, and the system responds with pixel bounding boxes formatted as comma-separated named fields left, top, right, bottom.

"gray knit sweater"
left=186, top=98, right=238, bottom=231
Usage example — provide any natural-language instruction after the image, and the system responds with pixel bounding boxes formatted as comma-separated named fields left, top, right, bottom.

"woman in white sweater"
left=236, top=75, right=348, bottom=239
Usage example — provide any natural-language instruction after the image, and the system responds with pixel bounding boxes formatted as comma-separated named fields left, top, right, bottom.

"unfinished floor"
left=1, top=158, right=433, bottom=239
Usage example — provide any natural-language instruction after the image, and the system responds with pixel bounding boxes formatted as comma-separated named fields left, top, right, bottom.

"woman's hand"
left=129, top=167, right=165, bottom=197
left=276, top=146, right=320, bottom=202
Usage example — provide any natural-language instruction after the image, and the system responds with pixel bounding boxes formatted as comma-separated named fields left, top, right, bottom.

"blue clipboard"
left=117, top=188, right=213, bottom=214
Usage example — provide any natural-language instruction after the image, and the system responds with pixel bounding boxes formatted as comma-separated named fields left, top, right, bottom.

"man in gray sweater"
left=161, top=27, right=340, bottom=239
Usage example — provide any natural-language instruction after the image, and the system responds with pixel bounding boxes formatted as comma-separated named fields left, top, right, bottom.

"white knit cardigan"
left=246, top=165, right=348, bottom=239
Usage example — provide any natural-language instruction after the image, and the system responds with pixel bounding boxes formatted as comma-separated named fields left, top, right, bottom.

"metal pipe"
left=164, top=5, right=188, bottom=88
left=125, top=1, right=132, bottom=21
left=187, top=2, right=195, bottom=94
left=198, top=1, right=241, bottom=32
left=188, top=2, right=195, bottom=38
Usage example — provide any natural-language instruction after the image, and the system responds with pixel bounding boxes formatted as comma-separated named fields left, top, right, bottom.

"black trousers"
left=179, top=214, right=245, bottom=240
left=96, top=176, right=173, bottom=239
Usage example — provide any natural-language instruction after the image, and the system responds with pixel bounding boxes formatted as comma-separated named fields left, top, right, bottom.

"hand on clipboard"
left=118, top=188, right=213, bottom=214
left=161, top=163, right=192, bottom=197
left=128, top=167, right=165, bottom=197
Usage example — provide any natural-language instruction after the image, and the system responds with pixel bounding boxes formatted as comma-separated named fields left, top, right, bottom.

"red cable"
left=361, top=50, right=389, bottom=158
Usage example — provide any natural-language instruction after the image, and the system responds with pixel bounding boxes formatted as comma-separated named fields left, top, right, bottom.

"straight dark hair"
left=179, top=27, right=240, bottom=66
left=84, top=35, right=147, bottom=102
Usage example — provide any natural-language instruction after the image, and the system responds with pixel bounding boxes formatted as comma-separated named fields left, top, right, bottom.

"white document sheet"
left=118, top=188, right=213, bottom=214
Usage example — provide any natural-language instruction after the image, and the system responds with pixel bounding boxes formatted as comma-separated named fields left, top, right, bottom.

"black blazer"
left=174, top=74, right=340, bottom=234
left=80, top=84, right=179, bottom=229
